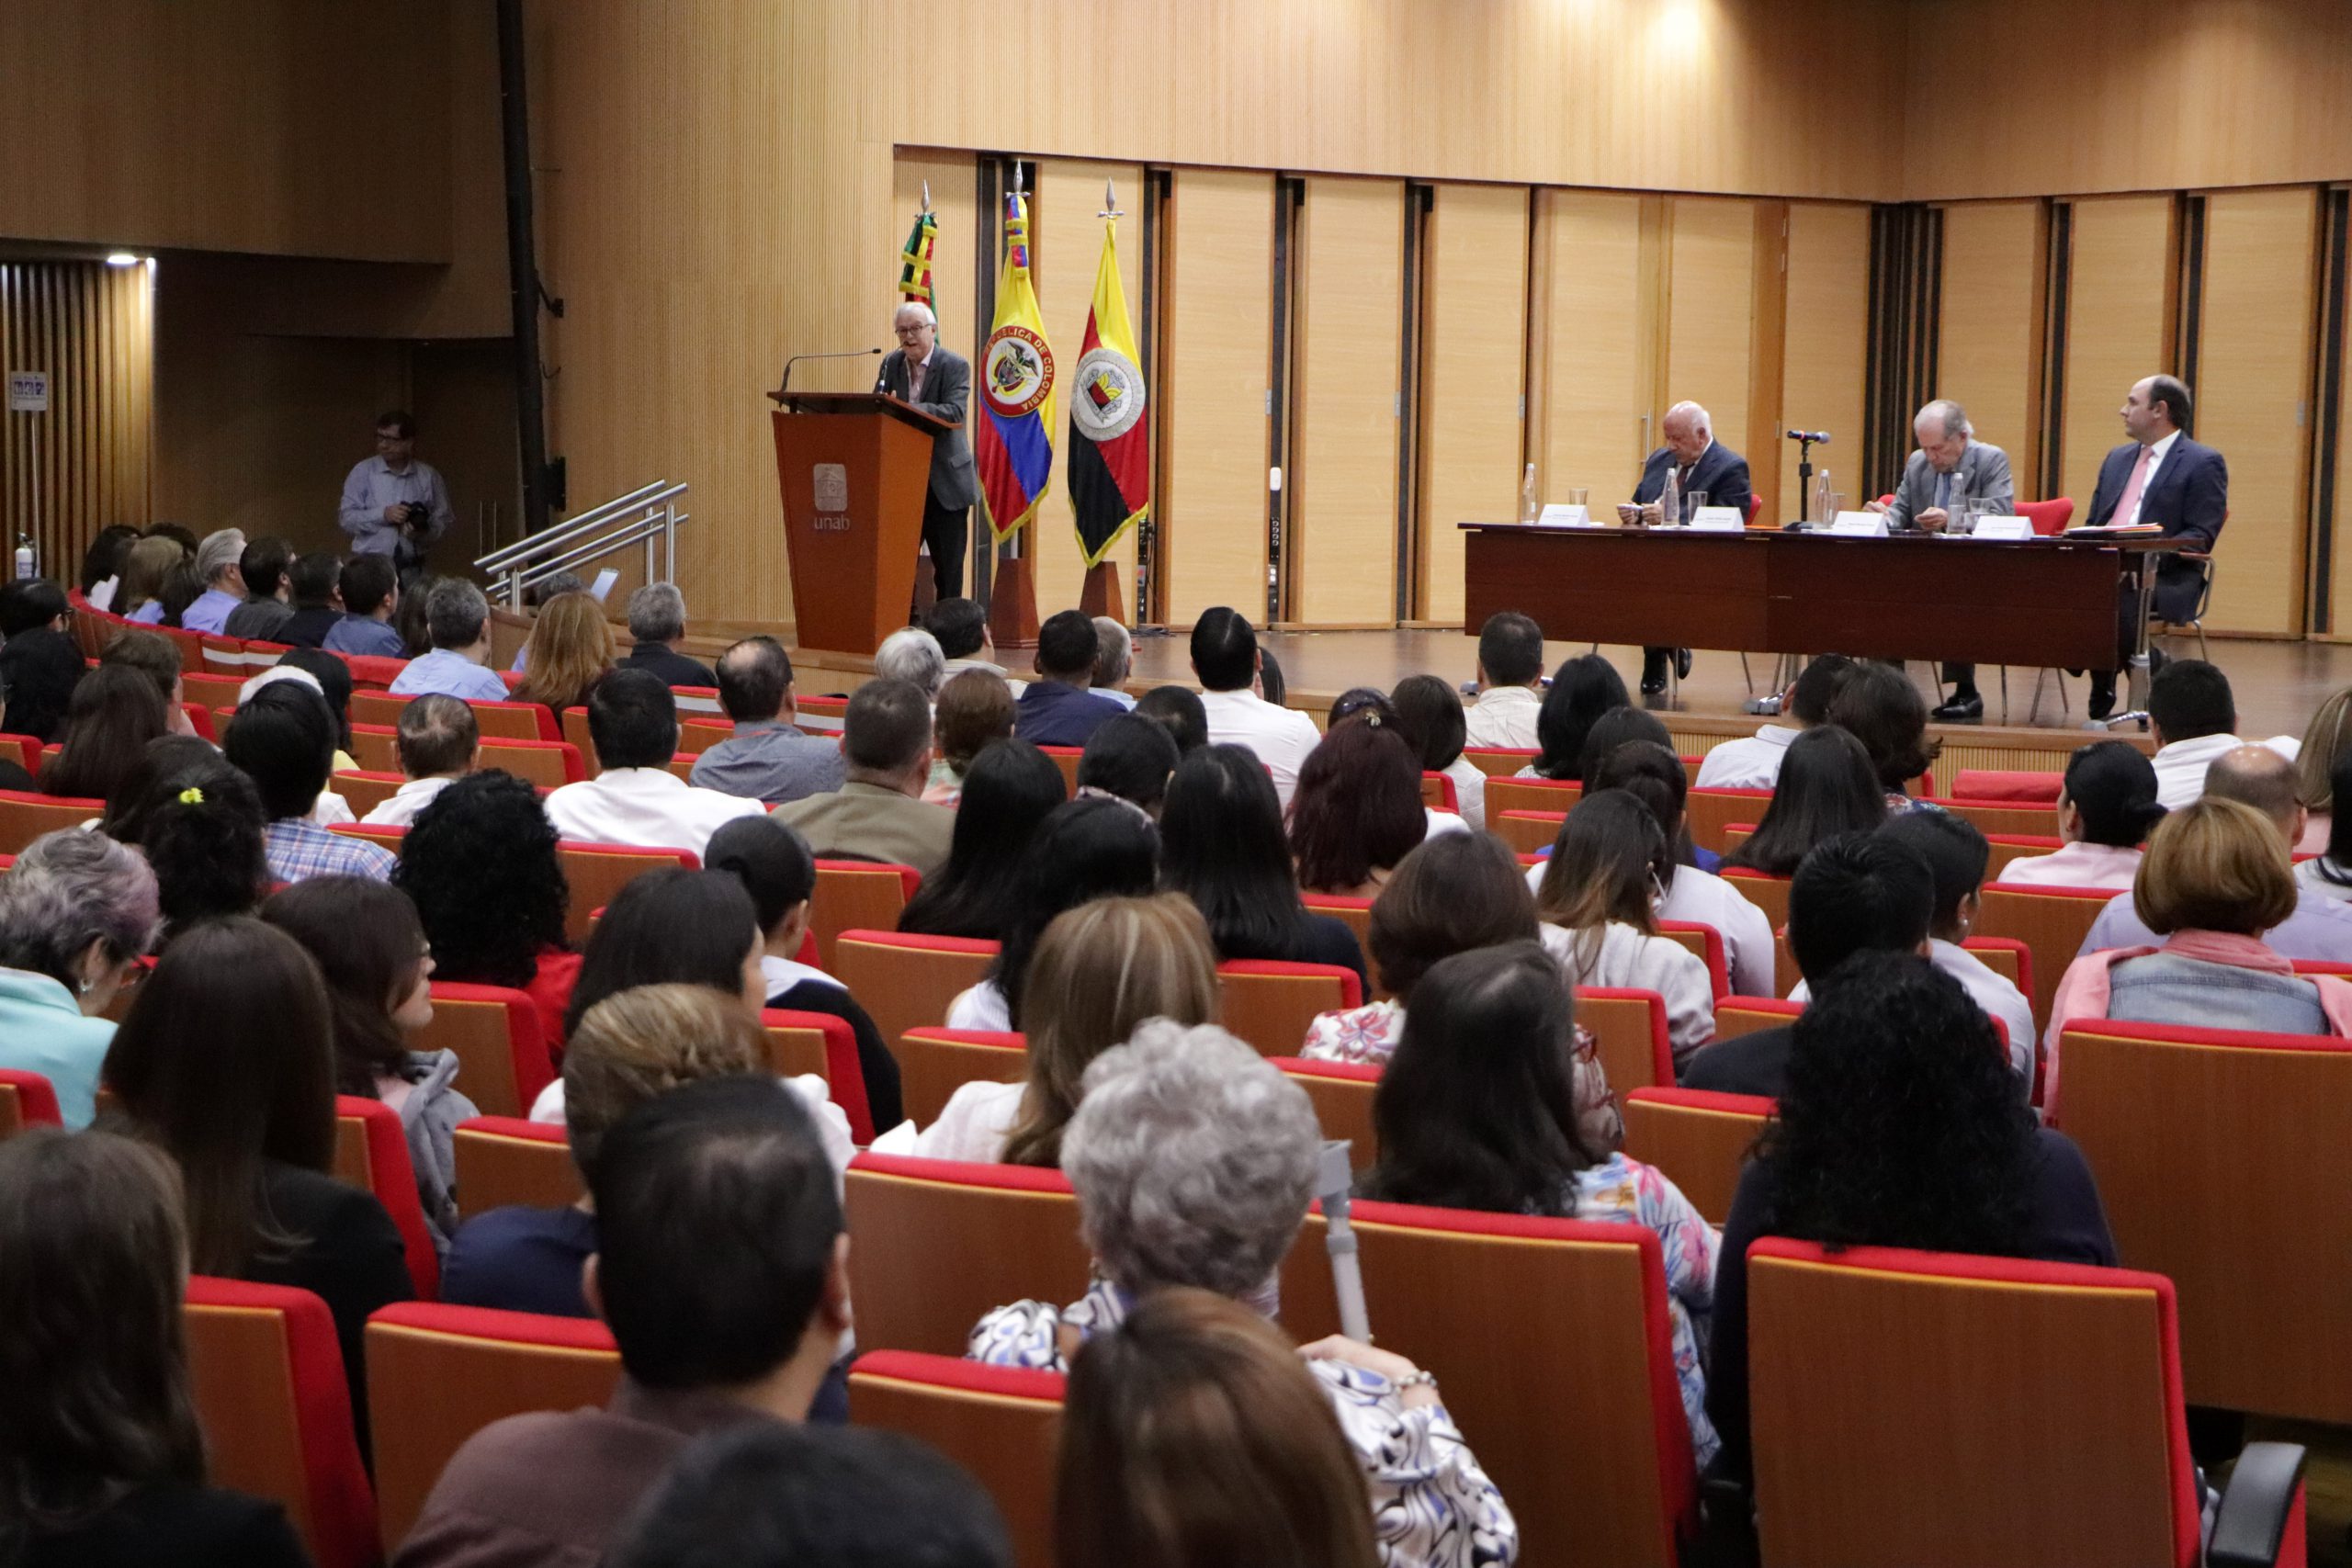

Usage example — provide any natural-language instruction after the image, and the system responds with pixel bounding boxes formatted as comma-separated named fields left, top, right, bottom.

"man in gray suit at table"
left=1868, top=399, right=2014, bottom=721
left=876, top=300, right=979, bottom=608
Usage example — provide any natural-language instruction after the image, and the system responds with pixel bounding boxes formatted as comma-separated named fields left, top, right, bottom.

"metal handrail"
left=473, top=479, right=689, bottom=609
left=477, top=480, right=675, bottom=570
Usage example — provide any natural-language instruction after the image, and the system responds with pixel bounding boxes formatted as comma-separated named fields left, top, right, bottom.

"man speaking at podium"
left=876, top=300, right=978, bottom=604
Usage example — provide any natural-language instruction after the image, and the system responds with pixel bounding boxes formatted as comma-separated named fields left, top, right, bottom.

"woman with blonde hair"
left=512, top=591, right=617, bottom=716
left=2041, top=795, right=2352, bottom=1112
left=2294, top=684, right=2352, bottom=854
left=877, top=893, right=1219, bottom=1165
left=117, top=536, right=186, bottom=626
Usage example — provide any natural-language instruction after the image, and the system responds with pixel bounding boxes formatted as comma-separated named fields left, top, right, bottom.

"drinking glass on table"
left=1681, top=490, right=1707, bottom=525
left=1567, top=487, right=1589, bottom=510
left=1948, top=501, right=1979, bottom=536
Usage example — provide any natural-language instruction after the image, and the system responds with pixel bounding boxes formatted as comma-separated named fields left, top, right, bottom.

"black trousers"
left=922, top=492, right=969, bottom=604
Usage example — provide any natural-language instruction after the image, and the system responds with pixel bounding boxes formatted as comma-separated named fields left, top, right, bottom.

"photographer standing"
left=338, top=409, right=452, bottom=578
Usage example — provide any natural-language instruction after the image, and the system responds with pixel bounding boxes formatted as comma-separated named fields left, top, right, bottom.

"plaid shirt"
left=265, top=817, right=397, bottom=885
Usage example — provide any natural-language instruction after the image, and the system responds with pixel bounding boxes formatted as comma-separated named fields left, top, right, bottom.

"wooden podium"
left=769, top=391, right=950, bottom=656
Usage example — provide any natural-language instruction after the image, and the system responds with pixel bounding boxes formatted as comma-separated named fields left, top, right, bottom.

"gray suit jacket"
left=1883, top=440, right=2014, bottom=530
left=876, top=347, right=979, bottom=509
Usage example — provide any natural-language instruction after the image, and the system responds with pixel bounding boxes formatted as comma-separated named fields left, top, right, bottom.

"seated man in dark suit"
left=620, top=581, right=719, bottom=690
left=2084, top=374, right=2227, bottom=720
left=1014, top=609, right=1127, bottom=749
left=1621, top=400, right=1751, bottom=695
left=1680, top=831, right=1934, bottom=1098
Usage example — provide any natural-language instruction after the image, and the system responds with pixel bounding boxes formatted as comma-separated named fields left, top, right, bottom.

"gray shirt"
left=688, top=719, right=846, bottom=806
left=224, top=594, right=296, bottom=642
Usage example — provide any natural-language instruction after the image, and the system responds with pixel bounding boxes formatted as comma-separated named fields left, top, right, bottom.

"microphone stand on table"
left=1747, top=429, right=1832, bottom=715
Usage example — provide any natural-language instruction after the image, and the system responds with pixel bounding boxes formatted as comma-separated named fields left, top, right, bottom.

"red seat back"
left=450, top=1115, right=582, bottom=1216
left=0, top=1067, right=63, bottom=1136
left=332, top=1096, right=438, bottom=1299
left=1216, top=960, right=1363, bottom=1057
left=898, top=1026, right=1027, bottom=1127
left=417, top=982, right=555, bottom=1118
left=832, top=930, right=1000, bottom=1063
left=811, top=859, right=921, bottom=971
left=848, top=1352, right=1065, bottom=1568
left=762, top=1008, right=875, bottom=1143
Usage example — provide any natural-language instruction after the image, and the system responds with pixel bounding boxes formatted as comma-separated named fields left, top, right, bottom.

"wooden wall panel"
left=1026, top=159, right=1144, bottom=616
left=1937, top=200, right=2047, bottom=490
left=2195, top=186, right=2320, bottom=637
left=1778, top=203, right=1871, bottom=525
left=2337, top=227, right=2352, bottom=640
left=0, top=261, right=153, bottom=576
left=2059, top=196, right=2177, bottom=514
left=1667, top=197, right=1760, bottom=467
left=1532, top=190, right=1652, bottom=512
left=1291, top=177, right=1404, bottom=626
left=1160, top=170, right=1274, bottom=626
left=1418, top=185, right=1529, bottom=627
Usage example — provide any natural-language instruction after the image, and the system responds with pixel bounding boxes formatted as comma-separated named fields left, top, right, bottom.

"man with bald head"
left=2082, top=374, right=2229, bottom=719
left=2077, top=741, right=2352, bottom=961
left=1622, top=400, right=1751, bottom=694
left=1867, top=400, right=2015, bottom=720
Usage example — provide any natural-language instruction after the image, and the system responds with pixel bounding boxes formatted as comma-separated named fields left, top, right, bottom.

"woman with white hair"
left=0, top=829, right=160, bottom=1127
left=873, top=626, right=946, bottom=699
left=967, top=1021, right=1519, bottom=1568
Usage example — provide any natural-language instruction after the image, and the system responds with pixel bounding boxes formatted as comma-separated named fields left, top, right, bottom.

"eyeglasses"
left=894, top=325, right=930, bottom=339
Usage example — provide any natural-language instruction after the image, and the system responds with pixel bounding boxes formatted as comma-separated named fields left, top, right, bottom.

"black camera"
left=401, top=502, right=433, bottom=530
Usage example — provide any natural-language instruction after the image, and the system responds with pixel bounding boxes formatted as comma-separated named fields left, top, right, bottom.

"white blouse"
left=944, top=979, right=1012, bottom=1032
left=1996, top=840, right=2143, bottom=891
left=1547, top=919, right=1716, bottom=1071
left=866, top=1077, right=1025, bottom=1164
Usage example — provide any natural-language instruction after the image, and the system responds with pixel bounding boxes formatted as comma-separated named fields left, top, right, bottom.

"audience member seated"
left=706, top=815, right=904, bottom=1132
left=0, top=1129, right=311, bottom=1568
left=1393, top=672, right=1485, bottom=829
left=0, top=604, right=83, bottom=741
left=1256, top=646, right=1289, bottom=705
left=177, top=527, right=248, bottom=635
left=2045, top=797, right=2352, bottom=1109
left=897, top=740, right=1065, bottom=939
left=273, top=549, right=346, bottom=649
left=553, top=867, right=766, bottom=1045
left=1462, top=610, right=1545, bottom=751
left=1575, top=707, right=1711, bottom=864
left=1826, top=660, right=1939, bottom=810
left=395, top=770, right=579, bottom=1054
left=607, top=1419, right=1012, bottom=1568
left=1076, top=711, right=1179, bottom=818
left=105, top=918, right=413, bottom=1438
left=511, top=590, right=618, bottom=715
left=1518, top=651, right=1627, bottom=782
left=1292, top=719, right=1437, bottom=900
left=1134, top=682, right=1208, bottom=755
left=39, top=664, right=168, bottom=801
left=322, top=554, right=405, bottom=657
left=0, top=831, right=156, bottom=1128
left=946, top=797, right=1159, bottom=1031
left=116, top=536, right=183, bottom=626
left=691, top=636, right=844, bottom=806
left=398, top=1077, right=851, bottom=1568
left=1583, top=739, right=1775, bottom=996
left=1362, top=943, right=1713, bottom=1465
left=773, top=677, right=955, bottom=875
left=922, top=667, right=1015, bottom=806
left=77, top=522, right=139, bottom=604
left=228, top=681, right=397, bottom=884
left=364, top=694, right=480, bottom=827
left=2079, top=742, right=2352, bottom=960
left=386, top=579, right=505, bottom=702
left=968, top=1021, right=1515, bottom=1564
left=222, top=534, right=296, bottom=641
left=874, top=625, right=946, bottom=698
left=157, top=555, right=207, bottom=629
left=1719, top=725, right=1887, bottom=876
left=440, top=984, right=771, bottom=1317
left=2299, top=745, right=2352, bottom=904
left=618, top=582, right=718, bottom=689
left=394, top=570, right=438, bottom=657
left=2143, top=659, right=2297, bottom=810
left=1999, top=740, right=2167, bottom=889
left=1190, top=605, right=1319, bottom=807
left=1091, top=615, right=1137, bottom=709
left=1058, top=1289, right=1380, bottom=1568
left=1694, top=654, right=1857, bottom=791
left=1683, top=831, right=1938, bottom=1098
left=1159, top=743, right=1368, bottom=993
left=277, top=647, right=365, bottom=773
left=101, top=738, right=271, bottom=934
left=0, top=575, right=67, bottom=641
left=264, top=877, right=478, bottom=1249
left=1707, top=954, right=2116, bottom=1495
left=544, top=670, right=764, bottom=857
left=99, top=627, right=197, bottom=740
left=880, top=893, right=1217, bottom=1163
left=2292, top=684, right=2350, bottom=855
left=1014, top=609, right=1127, bottom=747
left=1533, top=791, right=1714, bottom=1068
left=926, top=596, right=1021, bottom=691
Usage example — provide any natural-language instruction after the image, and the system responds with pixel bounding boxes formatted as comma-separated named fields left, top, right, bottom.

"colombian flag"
left=897, top=209, right=938, bottom=324
left=1068, top=215, right=1148, bottom=567
left=974, top=192, right=1056, bottom=542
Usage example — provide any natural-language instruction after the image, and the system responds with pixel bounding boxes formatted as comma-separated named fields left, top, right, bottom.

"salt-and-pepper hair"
left=0, top=829, right=160, bottom=990
left=1063, top=1021, right=1321, bottom=1300
left=1091, top=617, right=1133, bottom=690
left=195, top=528, right=247, bottom=586
left=627, top=581, right=689, bottom=645
left=874, top=626, right=946, bottom=698
left=893, top=299, right=937, bottom=329
left=1917, top=399, right=1972, bottom=439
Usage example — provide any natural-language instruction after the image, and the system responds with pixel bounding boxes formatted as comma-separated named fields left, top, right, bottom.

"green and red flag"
left=1067, top=212, right=1148, bottom=566
left=898, top=206, right=939, bottom=325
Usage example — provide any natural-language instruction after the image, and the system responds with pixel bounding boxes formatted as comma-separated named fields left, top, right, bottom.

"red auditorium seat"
left=450, top=1115, right=582, bottom=1215
left=847, top=1352, right=1064, bottom=1568
left=896, top=1026, right=1026, bottom=1127
left=762, top=1008, right=875, bottom=1143
left=332, top=1096, right=438, bottom=1300
left=810, top=860, right=921, bottom=971
left=0, top=1067, right=63, bottom=1136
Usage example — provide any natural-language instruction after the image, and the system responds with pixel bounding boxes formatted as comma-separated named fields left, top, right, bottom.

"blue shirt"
left=2081, top=883, right=2352, bottom=964
left=264, top=818, right=398, bottom=885
left=180, top=587, right=243, bottom=636
left=1013, top=680, right=1126, bottom=748
left=440, top=1204, right=598, bottom=1317
left=388, top=647, right=509, bottom=703
left=338, top=455, right=452, bottom=559
left=126, top=600, right=164, bottom=625
left=0, top=967, right=116, bottom=1129
left=323, top=615, right=407, bottom=658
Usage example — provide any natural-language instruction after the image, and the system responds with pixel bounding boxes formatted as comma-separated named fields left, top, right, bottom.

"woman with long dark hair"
left=897, top=738, right=1068, bottom=938
left=944, top=797, right=1158, bottom=1032
left=39, top=666, right=169, bottom=802
left=1533, top=790, right=1714, bottom=1066
left=1288, top=721, right=1430, bottom=897
left=1720, top=725, right=1887, bottom=876
left=1520, top=653, right=1627, bottom=780
left=1158, top=744, right=1366, bottom=994
left=1826, top=660, right=1941, bottom=807
left=558, top=867, right=765, bottom=1042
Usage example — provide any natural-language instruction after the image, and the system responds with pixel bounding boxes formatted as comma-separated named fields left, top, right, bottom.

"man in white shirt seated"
left=363, top=695, right=480, bottom=827
left=1694, top=654, right=1858, bottom=793
left=2143, top=659, right=2297, bottom=810
left=543, top=669, right=764, bottom=857
left=1461, top=611, right=1545, bottom=752
left=1189, top=605, right=1319, bottom=808
left=1091, top=617, right=1138, bottom=709
left=388, top=580, right=511, bottom=704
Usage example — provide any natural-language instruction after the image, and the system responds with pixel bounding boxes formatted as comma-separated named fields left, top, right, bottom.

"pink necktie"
left=2112, top=443, right=2154, bottom=525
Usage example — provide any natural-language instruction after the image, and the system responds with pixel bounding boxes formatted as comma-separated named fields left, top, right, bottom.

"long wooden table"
left=1461, top=523, right=2184, bottom=710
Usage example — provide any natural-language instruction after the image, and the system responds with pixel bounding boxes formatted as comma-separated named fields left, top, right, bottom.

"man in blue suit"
left=1621, top=400, right=1752, bottom=694
left=2083, top=374, right=2227, bottom=719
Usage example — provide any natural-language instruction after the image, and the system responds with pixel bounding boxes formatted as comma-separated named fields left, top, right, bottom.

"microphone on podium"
left=775, top=346, right=884, bottom=397
left=1785, top=429, right=1832, bottom=445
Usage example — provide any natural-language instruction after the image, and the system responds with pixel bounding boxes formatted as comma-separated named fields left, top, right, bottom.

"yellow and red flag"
left=1068, top=212, right=1148, bottom=567
left=974, top=190, right=1055, bottom=541
left=897, top=207, right=939, bottom=324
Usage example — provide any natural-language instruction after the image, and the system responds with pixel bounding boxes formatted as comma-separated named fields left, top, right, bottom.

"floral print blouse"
left=969, top=1280, right=1520, bottom=1568
left=1565, top=1154, right=1720, bottom=1467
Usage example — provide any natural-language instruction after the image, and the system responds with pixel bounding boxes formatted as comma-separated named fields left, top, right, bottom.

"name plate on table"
left=1689, top=506, right=1744, bottom=531
left=1970, top=516, right=2034, bottom=541
left=1829, top=512, right=1890, bottom=537
left=1536, top=503, right=1592, bottom=526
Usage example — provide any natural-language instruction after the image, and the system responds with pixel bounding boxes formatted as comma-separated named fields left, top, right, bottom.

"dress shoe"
left=1672, top=648, right=1693, bottom=680
left=1930, top=692, right=1984, bottom=722
left=2087, top=679, right=2117, bottom=721
left=1640, top=671, right=1668, bottom=696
